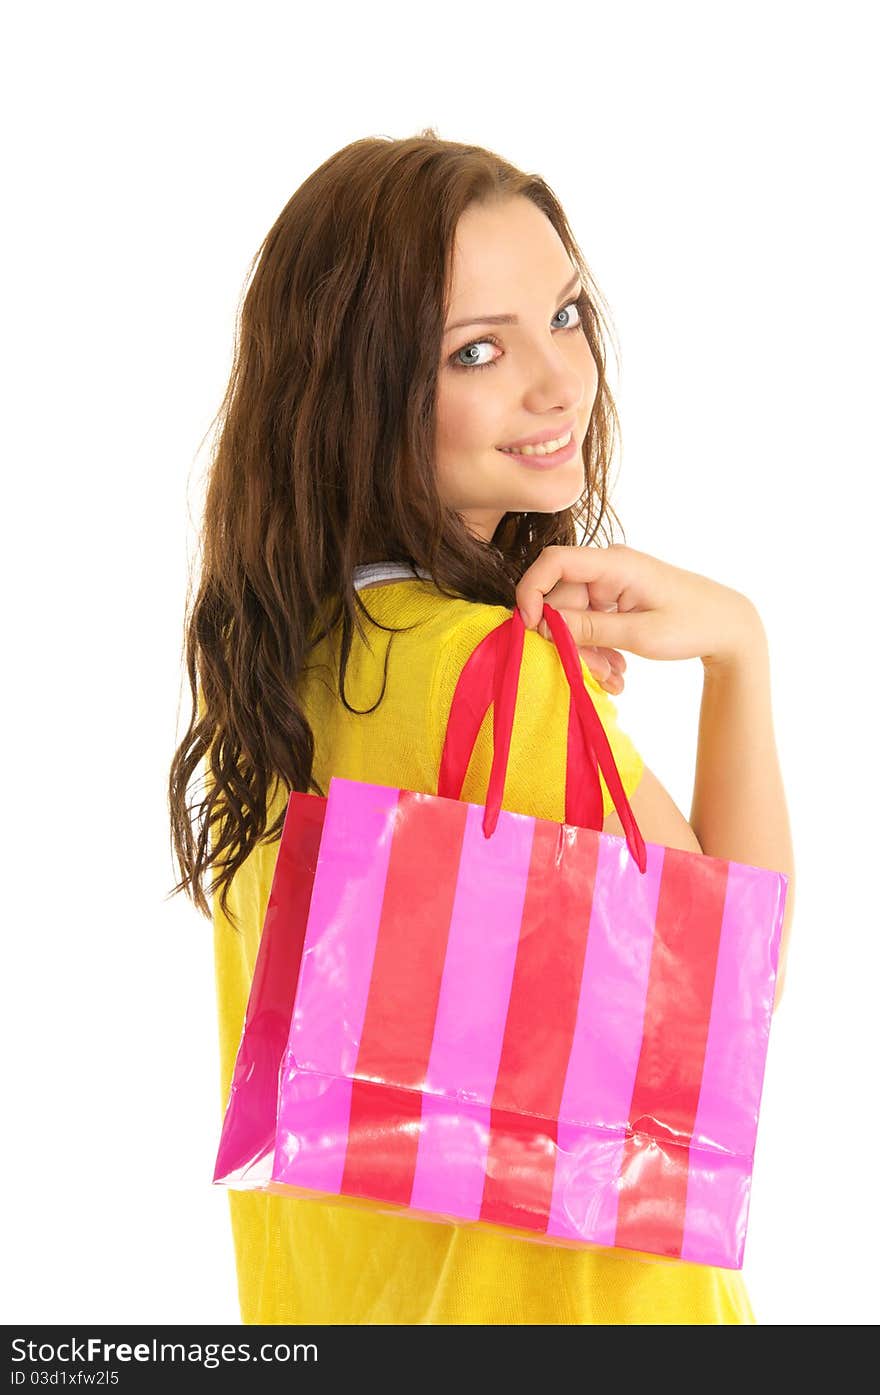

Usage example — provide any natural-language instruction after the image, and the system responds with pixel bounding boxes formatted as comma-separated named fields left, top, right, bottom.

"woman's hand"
left=514, top=574, right=631, bottom=694
left=515, top=544, right=764, bottom=682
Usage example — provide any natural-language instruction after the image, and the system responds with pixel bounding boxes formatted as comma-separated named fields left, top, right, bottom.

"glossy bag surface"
left=214, top=604, right=787, bottom=1268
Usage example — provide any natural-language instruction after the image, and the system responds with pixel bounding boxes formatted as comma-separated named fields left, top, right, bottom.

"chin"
left=525, top=474, right=587, bottom=515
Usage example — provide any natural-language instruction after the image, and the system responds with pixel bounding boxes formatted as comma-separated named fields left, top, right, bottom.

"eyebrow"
left=444, top=271, right=583, bottom=334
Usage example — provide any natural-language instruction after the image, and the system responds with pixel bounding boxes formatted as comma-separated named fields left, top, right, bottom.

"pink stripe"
left=546, top=1123, right=629, bottom=1245
left=409, top=802, right=535, bottom=1220
left=410, top=1094, right=493, bottom=1220
left=273, top=778, right=399, bottom=1191
left=273, top=1068, right=355, bottom=1191
left=548, top=836, right=665, bottom=1243
left=681, top=860, right=787, bottom=1264
left=679, top=1147, right=752, bottom=1268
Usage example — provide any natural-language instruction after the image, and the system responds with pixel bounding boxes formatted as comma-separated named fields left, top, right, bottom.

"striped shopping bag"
left=214, top=603, right=788, bottom=1268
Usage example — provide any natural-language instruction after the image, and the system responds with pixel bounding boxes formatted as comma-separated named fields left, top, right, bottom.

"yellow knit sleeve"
left=429, top=605, right=644, bottom=824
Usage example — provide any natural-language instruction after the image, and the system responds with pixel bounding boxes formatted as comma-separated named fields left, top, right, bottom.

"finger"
left=534, top=621, right=626, bottom=693
left=539, top=606, right=633, bottom=654
left=588, top=645, right=626, bottom=673
left=583, top=652, right=625, bottom=694
left=538, top=609, right=605, bottom=646
left=516, top=544, right=636, bottom=628
left=587, top=656, right=615, bottom=686
left=544, top=630, right=620, bottom=685
left=582, top=648, right=611, bottom=677
left=538, top=591, right=629, bottom=674
left=579, top=647, right=625, bottom=686
left=535, top=592, right=628, bottom=675
left=598, top=670, right=625, bottom=694
left=537, top=579, right=593, bottom=612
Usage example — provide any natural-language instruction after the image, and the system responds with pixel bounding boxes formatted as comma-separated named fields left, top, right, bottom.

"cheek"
left=435, top=376, right=497, bottom=451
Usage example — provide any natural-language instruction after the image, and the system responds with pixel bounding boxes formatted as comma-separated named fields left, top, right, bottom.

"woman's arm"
left=691, top=616, right=795, bottom=1010
left=605, top=610, right=794, bottom=1014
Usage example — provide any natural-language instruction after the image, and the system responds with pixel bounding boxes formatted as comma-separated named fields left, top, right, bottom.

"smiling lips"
left=498, top=429, right=573, bottom=457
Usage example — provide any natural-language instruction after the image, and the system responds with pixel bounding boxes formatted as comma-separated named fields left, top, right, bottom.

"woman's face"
left=435, top=196, right=599, bottom=544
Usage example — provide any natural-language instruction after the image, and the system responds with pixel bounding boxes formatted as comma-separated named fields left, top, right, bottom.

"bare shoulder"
left=603, top=765, right=702, bottom=855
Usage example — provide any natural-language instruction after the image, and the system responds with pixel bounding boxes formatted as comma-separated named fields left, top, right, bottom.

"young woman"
left=168, top=130, right=794, bottom=1325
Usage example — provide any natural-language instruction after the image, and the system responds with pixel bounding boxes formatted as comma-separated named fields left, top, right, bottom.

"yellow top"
left=211, top=576, right=756, bottom=1324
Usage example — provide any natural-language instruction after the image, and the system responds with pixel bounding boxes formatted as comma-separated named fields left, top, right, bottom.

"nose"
left=521, top=334, right=594, bottom=409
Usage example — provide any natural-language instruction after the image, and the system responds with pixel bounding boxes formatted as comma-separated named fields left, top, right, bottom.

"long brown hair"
left=167, top=129, right=626, bottom=932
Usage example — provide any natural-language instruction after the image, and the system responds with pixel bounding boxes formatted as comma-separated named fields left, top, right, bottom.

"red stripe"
left=614, top=849, right=728, bottom=1256
left=340, top=790, right=468, bottom=1206
left=341, top=1079, right=425, bottom=1206
left=479, top=819, right=599, bottom=1231
left=565, top=674, right=603, bottom=831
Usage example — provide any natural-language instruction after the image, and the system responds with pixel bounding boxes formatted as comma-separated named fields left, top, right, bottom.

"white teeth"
left=500, top=430, right=572, bottom=456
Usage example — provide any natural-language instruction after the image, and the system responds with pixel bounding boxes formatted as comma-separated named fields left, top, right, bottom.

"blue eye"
left=449, top=299, right=584, bottom=373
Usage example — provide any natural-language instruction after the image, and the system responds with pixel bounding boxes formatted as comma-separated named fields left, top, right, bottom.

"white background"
left=3, top=0, right=877, bottom=1326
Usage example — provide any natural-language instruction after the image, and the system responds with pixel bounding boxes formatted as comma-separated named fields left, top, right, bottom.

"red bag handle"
left=437, top=602, right=647, bottom=873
